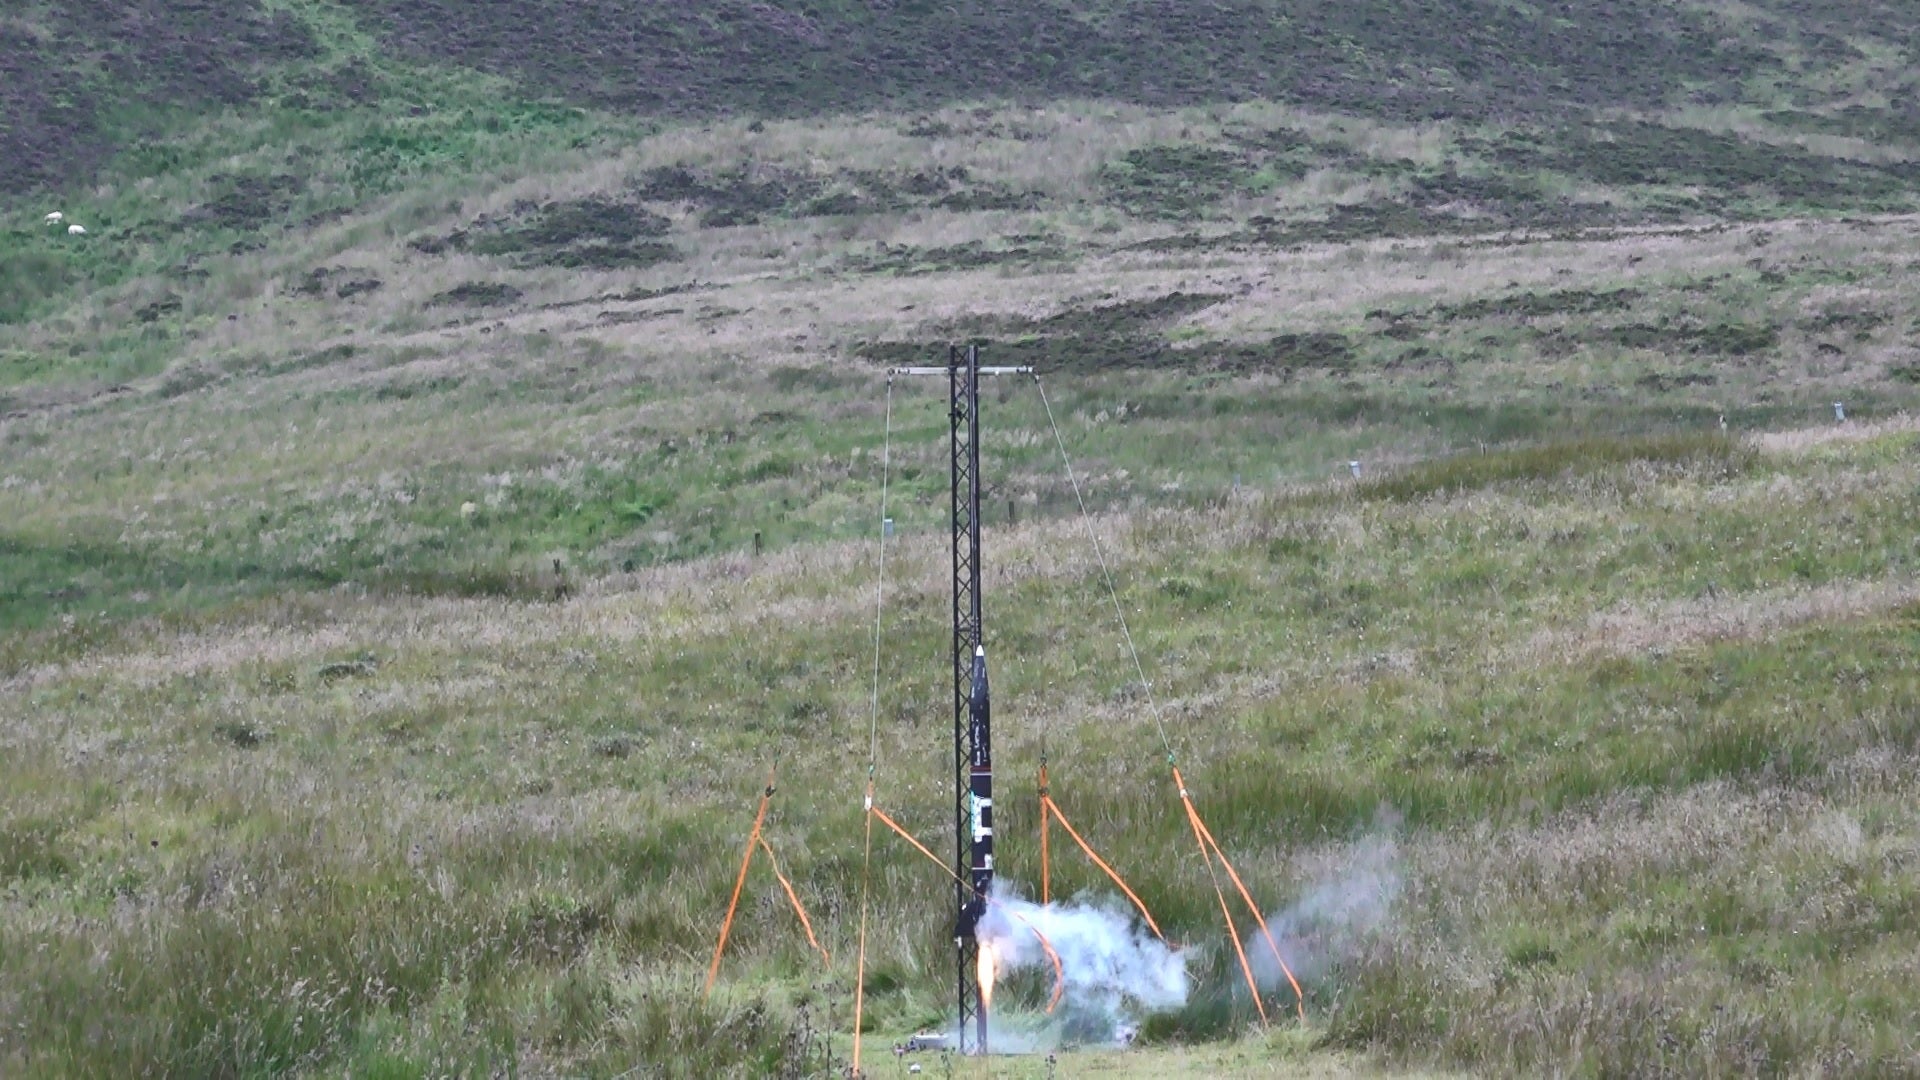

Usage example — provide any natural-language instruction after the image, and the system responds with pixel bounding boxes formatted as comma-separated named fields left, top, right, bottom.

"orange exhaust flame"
left=977, top=939, right=997, bottom=1009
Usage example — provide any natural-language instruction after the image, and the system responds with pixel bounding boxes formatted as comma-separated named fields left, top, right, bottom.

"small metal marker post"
left=883, top=517, right=895, bottom=539
left=1835, top=402, right=1847, bottom=423
left=1348, top=460, right=1363, bottom=479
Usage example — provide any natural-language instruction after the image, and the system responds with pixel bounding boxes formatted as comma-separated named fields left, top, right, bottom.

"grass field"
left=10, top=414, right=1920, bottom=1075
left=6, top=1, right=1920, bottom=1076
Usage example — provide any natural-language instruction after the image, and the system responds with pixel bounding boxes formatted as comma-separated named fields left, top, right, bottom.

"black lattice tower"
left=892, top=347, right=1029, bottom=1056
left=949, top=344, right=989, bottom=1054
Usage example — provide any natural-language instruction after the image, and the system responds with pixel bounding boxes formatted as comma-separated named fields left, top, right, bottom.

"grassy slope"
left=7, top=90, right=1920, bottom=632
left=4, top=1, right=1920, bottom=1076
left=8, top=426, right=1920, bottom=1075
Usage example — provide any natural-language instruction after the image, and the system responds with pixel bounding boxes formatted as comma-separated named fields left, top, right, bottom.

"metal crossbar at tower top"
left=885, top=366, right=1035, bottom=376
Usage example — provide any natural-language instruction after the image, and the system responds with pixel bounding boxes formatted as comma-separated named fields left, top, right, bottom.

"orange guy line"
left=852, top=785, right=875, bottom=1078
left=705, top=766, right=776, bottom=996
left=1186, top=790, right=1307, bottom=1018
left=871, top=805, right=955, bottom=883
left=757, top=834, right=830, bottom=966
left=1176, top=768, right=1267, bottom=1024
left=873, top=802, right=1066, bottom=1013
left=1039, top=764, right=1052, bottom=906
left=1043, top=795, right=1166, bottom=941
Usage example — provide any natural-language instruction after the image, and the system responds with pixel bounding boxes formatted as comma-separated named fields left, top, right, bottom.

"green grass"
left=1351, top=432, right=1752, bottom=503
left=9, top=421, right=1920, bottom=1074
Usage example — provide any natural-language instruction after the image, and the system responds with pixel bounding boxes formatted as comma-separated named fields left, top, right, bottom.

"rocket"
left=961, top=643, right=993, bottom=938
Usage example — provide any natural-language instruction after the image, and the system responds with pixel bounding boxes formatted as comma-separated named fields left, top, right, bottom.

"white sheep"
left=44, top=211, right=63, bottom=225
left=67, top=224, right=86, bottom=236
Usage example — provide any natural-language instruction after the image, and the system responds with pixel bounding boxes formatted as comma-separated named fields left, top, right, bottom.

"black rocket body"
left=963, top=644, right=993, bottom=936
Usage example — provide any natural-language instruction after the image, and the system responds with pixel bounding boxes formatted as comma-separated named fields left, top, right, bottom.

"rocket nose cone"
left=975, top=644, right=986, bottom=658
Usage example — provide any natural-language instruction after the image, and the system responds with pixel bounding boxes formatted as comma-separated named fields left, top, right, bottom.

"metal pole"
left=949, top=345, right=979, bottom=1055
left=948, top=344, right=995, bottom=1055
left=892, top=356, right=1026, bottom=1057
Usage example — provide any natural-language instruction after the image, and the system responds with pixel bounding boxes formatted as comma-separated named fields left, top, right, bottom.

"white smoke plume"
left=1245, top=830, right=1403, bottom=993
left=975, top=881, right=1188, bottom=1050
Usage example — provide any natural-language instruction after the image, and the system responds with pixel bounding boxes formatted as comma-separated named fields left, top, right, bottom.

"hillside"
left=8, top=0, right=1920, bottom=197
left=7, top=97, right=1920, bottom=629
left=4, top=2, right=1920, bottom=1077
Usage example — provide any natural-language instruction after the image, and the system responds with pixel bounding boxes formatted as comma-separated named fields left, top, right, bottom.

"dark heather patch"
left=1607, top=322, right=1780, bottom=356
left=1359, top=288, right=1646, bottom=347
left=429, top=282, right=524, bottom=307
left=1801, top=310, right=1888, bottom=337
left=1431, top=287, right=1646, bottom=322
left=1101, top=144, right=1277, bottom=219
left=1467, top=122, right=1920, bottom=205
left=632, top=165, right=820, bottom=227
left=337, top=0, right=1770, bottom=126
left=631, top=164, right=1005, bottom=224
left=1634, top=370, right=1719, bottom=391
left=844, top=238, right=1069, bottom=276
left=1, top=2, right=318, bottom=195
left=412, top=196, right=678, bottom=270
left=135, top=297, right=184, bottom=323
left=180, top=174, right=309, bottom=230
left=854, top=292, right=1340, bottom=374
